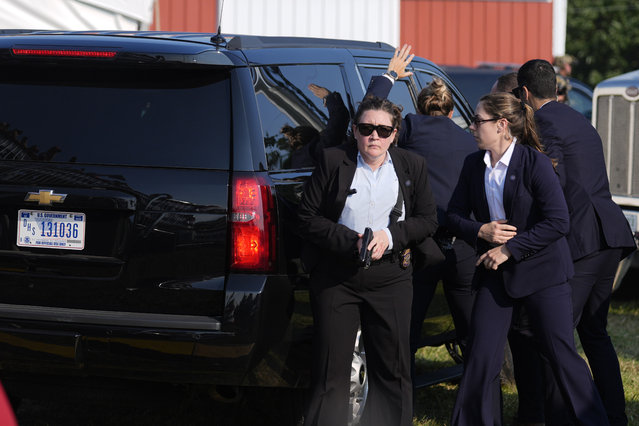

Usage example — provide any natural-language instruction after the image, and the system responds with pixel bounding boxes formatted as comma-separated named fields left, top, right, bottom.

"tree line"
left=567, top=0, right=639, bottom=87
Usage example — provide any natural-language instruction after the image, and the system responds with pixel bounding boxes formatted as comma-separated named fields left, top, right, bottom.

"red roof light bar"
left=11, top=48, right=117, bottom=58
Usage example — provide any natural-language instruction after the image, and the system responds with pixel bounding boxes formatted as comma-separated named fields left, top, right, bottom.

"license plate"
left=623, top=210, right=638, bottom=232
left=17, top=210, right=86, bottom=250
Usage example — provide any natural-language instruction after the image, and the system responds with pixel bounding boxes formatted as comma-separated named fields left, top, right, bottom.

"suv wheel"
left=348, top=329, right=368, bottom=426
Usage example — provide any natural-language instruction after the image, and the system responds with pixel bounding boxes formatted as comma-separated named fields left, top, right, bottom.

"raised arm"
left=364, top=44, right=414, bottom=99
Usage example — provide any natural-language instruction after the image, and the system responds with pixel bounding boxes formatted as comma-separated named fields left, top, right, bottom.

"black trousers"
left=508, top=323, right=545, bottom=423
left=545, top=248, right=625, bottom=426
left=511, top=248, right=624, bottom=426
left=305, top=258, right=413, bottom=426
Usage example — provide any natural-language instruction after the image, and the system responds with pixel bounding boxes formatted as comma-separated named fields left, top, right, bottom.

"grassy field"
left=412, top=282, right=639, bottom=426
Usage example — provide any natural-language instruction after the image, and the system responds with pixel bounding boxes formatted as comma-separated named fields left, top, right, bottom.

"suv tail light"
left=230, top=174, right=276, bottom=272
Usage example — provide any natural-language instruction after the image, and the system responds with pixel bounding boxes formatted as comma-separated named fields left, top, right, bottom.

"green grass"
left=13, top=284, right=639, bottom=425
left=412, top=293, right=639, bottom=426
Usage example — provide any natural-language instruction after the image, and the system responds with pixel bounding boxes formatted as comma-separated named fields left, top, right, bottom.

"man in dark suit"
left=516, top=59, right=636, bottom=426
left=298, top=95, right=437, bottom=426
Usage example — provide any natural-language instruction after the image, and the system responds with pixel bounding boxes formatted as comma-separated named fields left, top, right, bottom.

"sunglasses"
left=356, top=123, right=395, bottom=138
left=470, top=115, right=500, bottom=126
left=511, top=85, right=524, bottom=99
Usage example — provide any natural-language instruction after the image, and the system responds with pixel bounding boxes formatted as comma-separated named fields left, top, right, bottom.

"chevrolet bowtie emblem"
left=24, top=190, right=67, bottom=206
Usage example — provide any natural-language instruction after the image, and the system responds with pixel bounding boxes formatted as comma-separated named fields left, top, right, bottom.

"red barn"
left=150, top=0, right=561, bottom=67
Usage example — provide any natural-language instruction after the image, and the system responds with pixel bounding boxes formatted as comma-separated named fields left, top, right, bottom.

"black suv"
left=0, top=31, right=472, bottom=423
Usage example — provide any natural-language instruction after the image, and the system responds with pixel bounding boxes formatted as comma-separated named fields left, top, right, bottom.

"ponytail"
left=479, top=93, right=557, bottom=167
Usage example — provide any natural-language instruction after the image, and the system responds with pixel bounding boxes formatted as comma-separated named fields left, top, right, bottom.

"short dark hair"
left=494, top=72, right=519, bottom=93
left=353, top=95, right=403, bottom=143
left=517, top=59, right=557, bottom=99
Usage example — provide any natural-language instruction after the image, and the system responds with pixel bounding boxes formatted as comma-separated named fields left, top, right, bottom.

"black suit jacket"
left=298, top=143, right=438, bottom=271
left=448, top=144, right=574, bottom=298
left=535, top=101, right=635, bottom=260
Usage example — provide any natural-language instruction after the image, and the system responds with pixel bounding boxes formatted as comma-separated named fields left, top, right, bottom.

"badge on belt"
left=399, top=248, right=411, bottom=269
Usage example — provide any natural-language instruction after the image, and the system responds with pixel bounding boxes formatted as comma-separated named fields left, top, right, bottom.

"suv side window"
left=254, top=64, right=350, bottom=171
left=358, top=66, right=417, bottom=115
left=414, top=69, right=470, bottom=131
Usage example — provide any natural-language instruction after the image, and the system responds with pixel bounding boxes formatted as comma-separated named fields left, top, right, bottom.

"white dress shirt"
left=483, top=139, right=516, bottom=221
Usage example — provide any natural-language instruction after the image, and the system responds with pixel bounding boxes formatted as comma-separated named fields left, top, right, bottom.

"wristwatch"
left=385, top=70, right=398, bottom=81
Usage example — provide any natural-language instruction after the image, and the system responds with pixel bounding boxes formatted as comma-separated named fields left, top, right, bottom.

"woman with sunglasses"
left=447, top=92, right=609, bottom=425
left=298, top=95, right=437, bottom=426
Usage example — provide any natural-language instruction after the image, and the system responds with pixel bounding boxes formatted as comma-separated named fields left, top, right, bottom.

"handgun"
left=359, top=227, right=373, bottom=269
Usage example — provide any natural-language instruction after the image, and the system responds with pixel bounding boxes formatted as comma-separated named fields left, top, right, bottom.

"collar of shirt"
left=483, top=138, right=517, bottom=170
left=357, top=150, right=392, bottom=172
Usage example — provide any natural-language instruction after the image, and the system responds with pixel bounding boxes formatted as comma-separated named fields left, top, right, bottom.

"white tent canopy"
left=0, top=0, right=155, bottom=31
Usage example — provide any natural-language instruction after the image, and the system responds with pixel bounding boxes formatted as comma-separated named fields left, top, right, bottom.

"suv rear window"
left=0, top=66, right=230, bottom=169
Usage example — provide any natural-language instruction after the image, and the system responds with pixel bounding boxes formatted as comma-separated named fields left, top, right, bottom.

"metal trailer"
left=592, top=69, right=639, bottom=290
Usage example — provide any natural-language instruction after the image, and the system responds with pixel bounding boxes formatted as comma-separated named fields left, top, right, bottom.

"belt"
left=434, top=228, right=456, bottom=250
left=368, top=252, right=397, bottom=266
left=435, top=236, right=456, bottom=251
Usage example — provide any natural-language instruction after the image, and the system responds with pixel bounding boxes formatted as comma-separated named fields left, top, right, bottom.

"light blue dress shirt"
left=338, top=152, right=405, bottom=249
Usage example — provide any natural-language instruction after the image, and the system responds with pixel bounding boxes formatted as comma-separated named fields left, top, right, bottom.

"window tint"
left=0, top=66, right=230, bottom=168
left=442, top=70, right=505, bottom=111
left=358, top=66, right=417, bottom=116
left=254, top=65, right=350, bottom=171
left=567, top=87, right=592, bottom=121
left=414, top=70, right=470, bottom=130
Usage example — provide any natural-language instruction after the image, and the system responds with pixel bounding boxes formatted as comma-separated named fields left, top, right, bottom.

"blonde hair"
left=417, top=77, right=454, bottom=116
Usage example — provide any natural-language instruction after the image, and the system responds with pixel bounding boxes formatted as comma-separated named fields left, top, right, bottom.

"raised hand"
left=308, top=83, right=330, bottom=100
left=387, top=44, right=415, bottom=79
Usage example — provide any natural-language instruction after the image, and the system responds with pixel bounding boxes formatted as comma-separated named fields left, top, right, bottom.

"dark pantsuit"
left=451, top=272, right=608, bottom=426
left=508, top=326, right=545, bottom=423
left=545, top=248, right=626, bottom=426
left=306, top=260, right=413, bottom=426
left=509, top=296, right=546, bottom=423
